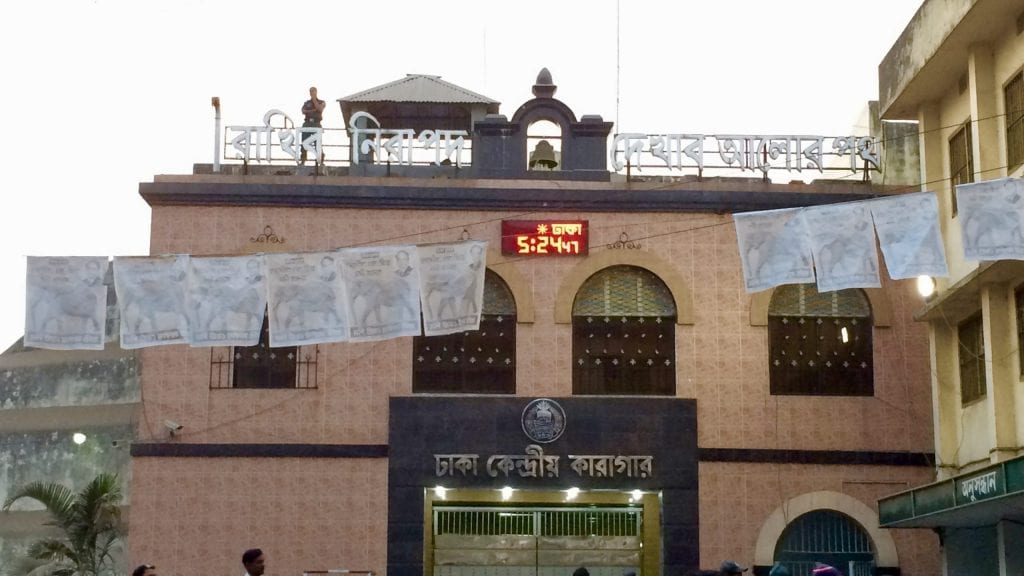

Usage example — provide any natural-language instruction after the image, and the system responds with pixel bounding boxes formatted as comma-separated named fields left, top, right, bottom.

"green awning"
left=879, top=454, right=1024, bottom=528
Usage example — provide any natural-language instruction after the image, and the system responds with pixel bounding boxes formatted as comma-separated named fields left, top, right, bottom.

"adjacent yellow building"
left=876, top=1, right=1024, bottom=574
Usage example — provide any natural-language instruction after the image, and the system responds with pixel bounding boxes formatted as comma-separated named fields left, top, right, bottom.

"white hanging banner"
left=734, top=208, right=815, bottom=292
left=265, top=252, right=349, bottom=347
left=418, top=241, right=488, bottom=336
left=805, top=202, right=881, bottom=292
left=340, top=246, right=422, bottom=341
left=869, top=192, right=949, bottom=279
left=114, top=256, right=190, bottom=348
left=186, top=255, right=268, bottom=347
left=956, top=178, right=1024, bottom=261
left=24, top=256, right=108, bottom=350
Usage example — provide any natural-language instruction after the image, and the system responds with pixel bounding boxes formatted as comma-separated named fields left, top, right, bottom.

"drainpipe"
left=212, top=96, right=221, bottom=173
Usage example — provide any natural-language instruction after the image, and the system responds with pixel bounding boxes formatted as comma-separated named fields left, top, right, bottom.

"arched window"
left=413, top=270, right=516, bottom=393
left=572, top=266, right=676, bottom=395
left=768, top=284, right=872, bottom=396
left=774, top=510, right=875, bottom=576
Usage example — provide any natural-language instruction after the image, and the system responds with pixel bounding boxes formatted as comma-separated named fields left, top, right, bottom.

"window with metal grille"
left=413, top=271, right=516, bottom=394
left=572, top=266, right=676, bottom=396
left=958, top=314, right=986, bottom=404
left=209, top=310, right=318, bottom=389
left=774, top=510, right=875, bottom=576
left=768, top=284, right=873, bottom=396
left=949, top=120, right=974, bottom=215
left=1007, top=72, right=1024, bottom=171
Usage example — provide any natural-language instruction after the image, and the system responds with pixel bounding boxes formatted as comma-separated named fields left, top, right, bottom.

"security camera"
left=164, top=420, right=183, bottom=435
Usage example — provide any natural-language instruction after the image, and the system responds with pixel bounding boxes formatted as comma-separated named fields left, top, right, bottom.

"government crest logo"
left=521, top=398, right=566, bottom=443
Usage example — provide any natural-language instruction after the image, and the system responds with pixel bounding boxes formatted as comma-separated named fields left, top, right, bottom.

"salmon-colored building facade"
left=127, top=73, right=939, bottom=576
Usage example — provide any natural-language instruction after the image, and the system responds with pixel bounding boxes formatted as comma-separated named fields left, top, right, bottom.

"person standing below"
left=300, top=86, right=326, bottom=165
left=719, top=560, right=748, bottom=576
left=811, top=563, right=843, bottom=576
left=132, top=564, right=157, bottom=576
left=242, top=548, right=266, bottom=576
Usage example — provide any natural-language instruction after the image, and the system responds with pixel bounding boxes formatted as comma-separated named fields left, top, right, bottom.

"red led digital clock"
left=501, top=220, right=589, bottom=256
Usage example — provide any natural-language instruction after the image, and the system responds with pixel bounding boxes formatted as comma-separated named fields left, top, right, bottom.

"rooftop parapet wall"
left=878, top=0, right=973, bottom=117
left=877, top=0, right=1018, bottom=119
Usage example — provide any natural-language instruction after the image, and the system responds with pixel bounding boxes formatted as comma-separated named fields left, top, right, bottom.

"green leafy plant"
left=2, top=474, right=124, bottom=576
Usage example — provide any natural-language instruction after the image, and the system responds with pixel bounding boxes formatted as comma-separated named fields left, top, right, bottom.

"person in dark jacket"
left=299, top=86, right=326, bottom=165
left=719, top=560, right=748, bottom=576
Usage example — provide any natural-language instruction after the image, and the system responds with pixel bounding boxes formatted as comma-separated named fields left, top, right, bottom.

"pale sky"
left=0, top=0, right=923, bottom=350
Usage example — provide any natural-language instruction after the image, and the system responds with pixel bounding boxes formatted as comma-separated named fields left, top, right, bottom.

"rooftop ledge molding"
left=140, top=174, right=892, bottom=213
left=878, top=0, right=992, bottom=119
left=914, top=260, right=1024, bottom=324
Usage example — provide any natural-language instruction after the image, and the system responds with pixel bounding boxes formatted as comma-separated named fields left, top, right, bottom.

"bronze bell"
left=529, top=140, right=558, bottom=170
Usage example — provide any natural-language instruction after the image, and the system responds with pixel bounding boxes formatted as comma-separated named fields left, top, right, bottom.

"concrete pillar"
left=998, top=520, right=1024, bottom=576
left=931, top=322, right=961, bottom=477
left=918, top=102, right=947, bottom=205
left=920, top=99, right=976, bottom=282
left=968, top=44, right=1003, bottom=181
left=981, top=284, right=1018, bottom=462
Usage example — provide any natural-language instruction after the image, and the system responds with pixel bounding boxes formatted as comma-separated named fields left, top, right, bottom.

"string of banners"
left=734, top=178, right=1024, bottom=293
left=24, top=241, right=487, bottom=351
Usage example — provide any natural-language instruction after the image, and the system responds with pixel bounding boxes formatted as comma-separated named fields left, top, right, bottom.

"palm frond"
left=25, top=539, right=75, bottom=563
left=4, top=556, right=73, bottom=576
left=92, top=532, right=122, bottom=574
left=73, top=474, right=122, bottom=534
left=2, top=482, right=75, bottom=525
left=4, top=475, right=124, bottom=576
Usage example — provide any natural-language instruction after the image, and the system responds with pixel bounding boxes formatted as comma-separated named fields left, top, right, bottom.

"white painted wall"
left=960, top=398, right=992, bottom=468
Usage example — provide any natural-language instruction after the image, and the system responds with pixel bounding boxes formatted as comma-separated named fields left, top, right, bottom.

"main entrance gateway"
left=389, top=397, right=698, bottom=576
left=432, top=503, right=643, bottom=576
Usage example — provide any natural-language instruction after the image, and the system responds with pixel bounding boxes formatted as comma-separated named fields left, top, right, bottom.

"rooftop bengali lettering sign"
left=349, top=112, right=467, bottom=167
left=227, top=109, right=323, bottom=165
left=610, top=133, right=879, bottom=174
left=225, top=111, right=468, bottom=167
left=224, top=109, right=880, bottom=175
left=434, top=445, right=653, bottom=480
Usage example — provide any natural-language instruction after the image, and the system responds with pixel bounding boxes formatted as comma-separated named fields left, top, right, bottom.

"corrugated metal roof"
left=339, top=74, right=499, bottom=105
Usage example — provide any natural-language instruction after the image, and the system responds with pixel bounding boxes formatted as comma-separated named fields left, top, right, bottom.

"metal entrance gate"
left=774, top=510, right=875, bottom=576
left=432, top=505, right=643, bottom=576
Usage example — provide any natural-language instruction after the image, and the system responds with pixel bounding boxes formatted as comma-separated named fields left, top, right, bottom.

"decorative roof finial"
left=532, top=68, right=557, bottom=98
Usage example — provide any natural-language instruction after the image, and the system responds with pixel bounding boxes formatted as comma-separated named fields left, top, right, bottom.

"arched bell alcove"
left=473, top=68, right=613, bottom=175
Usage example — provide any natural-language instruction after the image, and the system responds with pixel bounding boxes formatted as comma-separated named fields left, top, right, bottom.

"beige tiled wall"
left=133, top=205, right=938, bottom=576
left=699, top=462, right=939, bottom=576
left=129, top=458, right=387, bottom=576
left=142, top=205, right=933, bottom=453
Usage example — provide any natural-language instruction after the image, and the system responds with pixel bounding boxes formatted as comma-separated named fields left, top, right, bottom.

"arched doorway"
left=774, top=510, right=874, bottom=576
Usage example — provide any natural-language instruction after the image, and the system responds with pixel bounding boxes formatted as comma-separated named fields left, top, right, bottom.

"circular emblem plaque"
left=521, top=398, right=566, bottom=444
